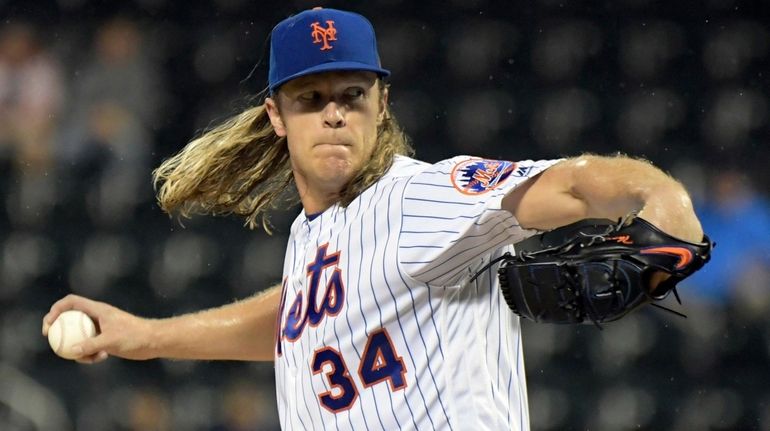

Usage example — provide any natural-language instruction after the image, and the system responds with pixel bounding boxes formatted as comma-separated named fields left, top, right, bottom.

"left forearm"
left=504, top=154, right=704, bottom=242
left=570, top=155, right=703, bottom=242
left=502, top=156, right=703, bottom=242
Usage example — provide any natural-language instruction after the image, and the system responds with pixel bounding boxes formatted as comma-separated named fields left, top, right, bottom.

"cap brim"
left=269, top=62, right=391, bottom=93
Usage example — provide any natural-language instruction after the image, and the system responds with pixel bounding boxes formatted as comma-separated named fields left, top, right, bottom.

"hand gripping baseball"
left=485, top=216, right=713, bottom=326
left=42, top=294, right=157, bottom=363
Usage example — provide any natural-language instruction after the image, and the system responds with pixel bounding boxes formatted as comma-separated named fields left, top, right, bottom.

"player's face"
left=266, top=71, right=385, bottom=210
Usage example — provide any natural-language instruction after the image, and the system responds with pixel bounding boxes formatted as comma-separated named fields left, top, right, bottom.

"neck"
left=295, top=175, right=341, bottom=215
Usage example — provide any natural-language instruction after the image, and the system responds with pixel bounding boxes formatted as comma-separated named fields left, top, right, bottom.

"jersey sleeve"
left=397, top=155, right=562, bottom=286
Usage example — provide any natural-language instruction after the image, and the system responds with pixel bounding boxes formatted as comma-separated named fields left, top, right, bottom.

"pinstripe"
left=368, top=179, right=407, bottom=430
left=407, top=166, right=450, bottom=176
left=398, top=245, right=443, bottom=249
left=287, top=236, right=300, bottom=368
left=423, top=223, right=522, bottom=284
left=425, top=283, right=445, bottom=361
left=354, top=194, right=371, bottom=337
left=516, top=320, right=527, bottom=430
left=342, top=200, right=380, bottom=429
left=399, top=202, right=525, bottom=282
left=483, top=271, right=496, bottom=406
left=295, top=373, right=312, bottom=430
left=284, top=396, right=290, bottom=431
left=366, top=180, right=385, bottom=330
left=508, top=371, right=513, bottom=427
left=383, top=183, right=433, bottom=431
left=313, top=216, right=326, bottom=394
left=407, top=182, right=455, bottom=188
left=295, top=268, right=321, bottom=430
left=278, top=366, right=287, bottom=428
left=285, top=234, right=313, bottom=429
left=405, top=219, right=518, bottom=283
left=402, top=212, right=516, bottom=231
left=402, top=213, right=477, bottom=220
left=504, top=305, right=513, bottom=427
left=362, top=180, right=399, bottom=429
left=412, top=209, right=519, bottom=246
left=392, top=181, right=453, bottom=430
left=292, top=221, right=320, bottom=431
left=301, top=237, right=325, bottom=431
left=496, top=268, right=503, bottom=402
left=312, top=221, right=342, bottom=431
left=404, top=196, right=476, bottom=206
left=409, top=170, right=451, bottom=176
left=400, top=230, right=461, bottom=235
left=503, top=300, right=514, bottom=428
left=401, top=217, right=516, bottom=268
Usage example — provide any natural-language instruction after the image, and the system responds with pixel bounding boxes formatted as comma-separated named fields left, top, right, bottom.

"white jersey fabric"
left=274, top=155, right=560, bottom=430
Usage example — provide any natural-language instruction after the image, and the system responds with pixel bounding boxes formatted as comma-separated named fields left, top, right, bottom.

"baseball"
left=47, top=310, right=97, bottom=359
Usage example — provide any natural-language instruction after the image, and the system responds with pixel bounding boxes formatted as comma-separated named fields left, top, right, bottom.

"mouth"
left=314, top=142, right=352, bottom=148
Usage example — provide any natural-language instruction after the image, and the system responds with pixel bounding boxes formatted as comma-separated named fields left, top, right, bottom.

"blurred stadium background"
left=1, top=0, right=769, bottom=429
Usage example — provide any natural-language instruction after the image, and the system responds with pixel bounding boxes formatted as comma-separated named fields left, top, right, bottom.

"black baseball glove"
left=486, top=216, right=712, bottom=326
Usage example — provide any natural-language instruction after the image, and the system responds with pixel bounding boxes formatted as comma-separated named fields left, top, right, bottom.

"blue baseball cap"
left=268, top=7, right=390, bottom=93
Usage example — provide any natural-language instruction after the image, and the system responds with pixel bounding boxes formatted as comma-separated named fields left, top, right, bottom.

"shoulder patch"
left=450, top=158, right=516, bottom=195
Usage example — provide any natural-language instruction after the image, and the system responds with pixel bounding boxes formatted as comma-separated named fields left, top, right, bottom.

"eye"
left=298, top=91, right=321, bottom=102
left=343, top=87, right=365, bottom=99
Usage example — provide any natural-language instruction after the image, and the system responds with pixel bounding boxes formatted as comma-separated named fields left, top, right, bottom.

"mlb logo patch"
left=451, top=158, right=516, bottom=195
left=513, top=165, right=534, bottom=177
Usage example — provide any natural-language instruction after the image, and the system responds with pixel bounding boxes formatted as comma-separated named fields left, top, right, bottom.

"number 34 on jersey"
left=275, top=244, right=408, bottom=413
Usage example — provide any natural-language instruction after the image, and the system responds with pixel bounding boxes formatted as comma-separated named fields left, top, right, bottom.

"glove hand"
left=495, top=216, right=713, bottom=326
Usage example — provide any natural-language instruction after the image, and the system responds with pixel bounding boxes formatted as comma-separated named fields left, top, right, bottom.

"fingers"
left=42, top=294, right=102, bottom=336
left=44, top=295, right=124, bottom=365
left=648, top=271, right=672, bottom=296
left=42, top=294, right=82, bottom=335
left=75, top=351, right=109, bottom=365
left=66, top=334, right=112, bottom=364
left=74, top=333, right=110, bottom=358
left=44, top=295, right=151, bottom=363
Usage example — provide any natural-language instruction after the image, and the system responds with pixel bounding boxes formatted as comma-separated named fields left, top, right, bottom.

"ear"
left=265, top=97, right=287, bottom=137
left=378, top=86, right=389, bottom=124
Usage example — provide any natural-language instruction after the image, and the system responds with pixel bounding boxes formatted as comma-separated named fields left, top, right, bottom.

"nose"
left=322, top=101, right=346, bottom=128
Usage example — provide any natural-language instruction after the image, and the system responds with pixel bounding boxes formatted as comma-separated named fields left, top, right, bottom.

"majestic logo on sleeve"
left=311, top=20, right=337, bottom=50
left=450, top=158, right=516, bottom=195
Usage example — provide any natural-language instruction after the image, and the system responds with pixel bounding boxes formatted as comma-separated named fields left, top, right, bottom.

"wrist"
left=637, top=185, right=703, bottom=243
left=142, top=318, right=169, bottom=360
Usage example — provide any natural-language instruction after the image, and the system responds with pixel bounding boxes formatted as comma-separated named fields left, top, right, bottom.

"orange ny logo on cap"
left=311, top=20, right=337, bottom=50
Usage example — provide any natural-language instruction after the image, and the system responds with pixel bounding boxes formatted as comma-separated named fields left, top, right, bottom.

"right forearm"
left=150, top=284, right=283, bottom=362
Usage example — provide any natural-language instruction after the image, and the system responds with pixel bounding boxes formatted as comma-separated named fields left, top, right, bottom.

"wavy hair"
left=153, top=81, right=413, bottom=232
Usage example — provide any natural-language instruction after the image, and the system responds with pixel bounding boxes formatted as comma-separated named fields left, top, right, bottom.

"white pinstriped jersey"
left=274, top=155, right=560, bottom=430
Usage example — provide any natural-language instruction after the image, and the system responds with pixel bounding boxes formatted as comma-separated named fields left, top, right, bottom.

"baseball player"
left=43, top=8, right=707, bottom=430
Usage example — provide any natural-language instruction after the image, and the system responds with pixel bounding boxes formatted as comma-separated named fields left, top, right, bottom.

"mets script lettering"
left=472, top=161, right=504, bottom=188
left=310, top=20, right=337, bottom=50
left=279, top=244, right=345, bottom=350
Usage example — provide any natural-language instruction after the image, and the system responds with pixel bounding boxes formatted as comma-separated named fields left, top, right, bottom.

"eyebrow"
left=287, top=73, right=375, bottom=92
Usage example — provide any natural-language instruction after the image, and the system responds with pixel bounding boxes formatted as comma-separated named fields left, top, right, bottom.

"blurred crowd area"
left=1, top=0, right=769, bottom=430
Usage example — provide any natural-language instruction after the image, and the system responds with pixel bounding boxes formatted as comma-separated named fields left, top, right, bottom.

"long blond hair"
left=153, top=81, right=413, bottom=232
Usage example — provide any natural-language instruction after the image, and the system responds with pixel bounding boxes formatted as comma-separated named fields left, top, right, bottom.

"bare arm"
left=503, top=155, right=703, bottom=243
left=42, top=284, right=283, bottom=363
